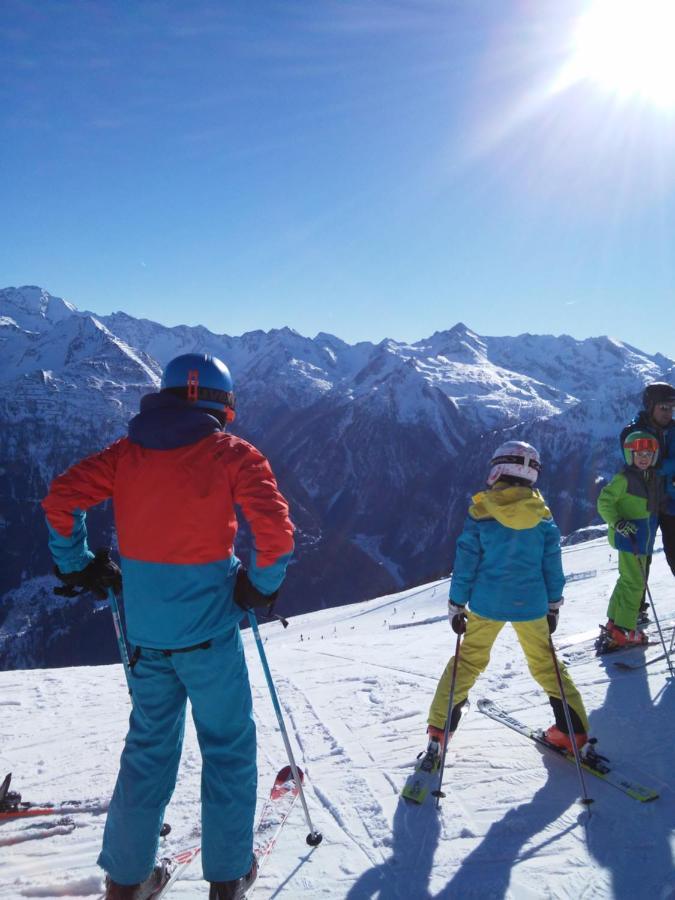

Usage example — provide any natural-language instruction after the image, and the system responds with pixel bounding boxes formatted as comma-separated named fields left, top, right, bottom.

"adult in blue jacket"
left=426, top=441, right=589, bottom=757
left=43, top=354, right=294, bottom=900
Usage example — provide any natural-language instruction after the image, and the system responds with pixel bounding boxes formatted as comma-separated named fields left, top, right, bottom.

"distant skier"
left=426, top=441, right=589, bottom=757
left=619, top=382, right=675, bottom=580
left=42, top=353, right=294, bottom=900
left=597, top=430, right=665, bottom=647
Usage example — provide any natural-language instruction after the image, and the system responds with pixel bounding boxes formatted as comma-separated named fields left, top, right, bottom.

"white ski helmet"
left=487, top=440, right=541, bottom=487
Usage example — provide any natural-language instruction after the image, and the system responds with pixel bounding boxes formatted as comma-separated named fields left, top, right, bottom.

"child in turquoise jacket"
left=427, top=441, right=589, bottom=757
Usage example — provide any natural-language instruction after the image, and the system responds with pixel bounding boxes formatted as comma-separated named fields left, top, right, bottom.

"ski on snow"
left=98, top=765, right=306, bottom=899
left=252, top=764, right=305, bottom=878
left=0, top=772, right=107, bottom=821
left=562, top=619, right=675, bottom=665
left=477, top=698, right=659, bottom=803
left=146, top=846, right=202, bottom=900
left=400, top=702, right=470, bottom=805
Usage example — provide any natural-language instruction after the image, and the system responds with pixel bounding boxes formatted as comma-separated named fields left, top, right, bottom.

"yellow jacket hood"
left=469, top=484, right=552, bottom=530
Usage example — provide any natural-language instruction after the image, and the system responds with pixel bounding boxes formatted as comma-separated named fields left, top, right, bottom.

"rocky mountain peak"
left=0, top=286, right=78, bottom=331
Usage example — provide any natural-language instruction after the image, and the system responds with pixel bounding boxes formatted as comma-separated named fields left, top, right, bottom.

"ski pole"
left=432, top=629, right=462, bottom=807
left=629, top=542, right=675, bottom=678
left=247, top=608, right=323, bottom=847
left=548, top=637, right=593, bottom=807
left=107, top=588, right=133, bottom=698
left=640, top=575, right=675, bottom=678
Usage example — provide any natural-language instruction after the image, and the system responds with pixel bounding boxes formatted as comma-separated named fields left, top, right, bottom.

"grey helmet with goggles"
left=622, top=430, right=659, bottom=466
left=161, top=353, right=236, bottom=424
left=487, top=440, right=541, bottom=487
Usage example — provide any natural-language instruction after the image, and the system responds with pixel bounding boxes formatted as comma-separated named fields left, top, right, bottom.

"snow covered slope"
left=2, top=536, right=674, bottom=899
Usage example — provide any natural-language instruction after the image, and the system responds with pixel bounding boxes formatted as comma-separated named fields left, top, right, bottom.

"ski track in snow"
left=1, top=537, right=675, bottom=899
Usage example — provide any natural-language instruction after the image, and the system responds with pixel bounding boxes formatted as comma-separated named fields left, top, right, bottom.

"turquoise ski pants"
left=98, top=627, right=256, bottom=885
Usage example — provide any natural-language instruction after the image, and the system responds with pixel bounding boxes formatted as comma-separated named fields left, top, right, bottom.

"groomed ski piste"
left=1, top=535, right=674, bottom=899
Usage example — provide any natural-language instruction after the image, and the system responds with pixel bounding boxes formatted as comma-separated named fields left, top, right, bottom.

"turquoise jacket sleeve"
left=46, top=511, right=95, bottom=573
left=541, top=519, right=566, bottom=601
left=448, top=516, right=482, bottom=606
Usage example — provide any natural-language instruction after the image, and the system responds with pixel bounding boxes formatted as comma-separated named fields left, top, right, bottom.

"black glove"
left=547, top=599, right=563, bottom=634
left=448, top=601, right=467, bottom=635
left=614, top=519, right=638, bottom=537
left=233, top=567, right=279, bottom=611
left=54, top=548, right=122, bottom=600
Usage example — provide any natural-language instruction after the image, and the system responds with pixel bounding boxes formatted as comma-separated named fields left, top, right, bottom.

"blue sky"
left=2, top=1, right=675, bottom=356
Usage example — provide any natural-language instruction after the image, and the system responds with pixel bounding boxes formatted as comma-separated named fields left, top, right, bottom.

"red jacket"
left=43, top=427, right=294, bottom=649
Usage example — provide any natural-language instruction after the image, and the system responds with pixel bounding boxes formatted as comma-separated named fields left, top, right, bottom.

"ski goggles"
left=490, top=453, right=541, bottom=472
left=625, top=438, right=658, bottom=453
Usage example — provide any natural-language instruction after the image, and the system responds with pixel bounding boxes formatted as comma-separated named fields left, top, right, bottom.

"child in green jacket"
left=597, top=430, right=665, bottom=647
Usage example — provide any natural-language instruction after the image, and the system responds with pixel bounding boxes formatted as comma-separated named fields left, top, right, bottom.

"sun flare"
left=567, top=0, right=675, bottom=108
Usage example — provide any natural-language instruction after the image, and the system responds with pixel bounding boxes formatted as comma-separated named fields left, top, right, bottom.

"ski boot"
left=595, top=620, right=647, bottom=654
left=104, top=861, right=168, bottom=900
left=424, top=700, right=468, bottom=760
left=637, top=601, right=650, bottom=627
left=604, top=620, right=648, bottom=647
left=543, top=725, right=588, bottom=753
left=417, top=724, right=454, bottom=774
left=209, top=856, right=258, bottom=900
left=0, top=773, right=22, bottom=813
left=426, top=725, right=447, bottom=753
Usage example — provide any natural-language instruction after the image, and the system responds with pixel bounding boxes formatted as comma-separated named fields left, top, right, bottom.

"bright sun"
left=567, top=0, right=675, bottom=108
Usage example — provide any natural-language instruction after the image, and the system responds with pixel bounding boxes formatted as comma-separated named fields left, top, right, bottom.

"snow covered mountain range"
left=1, top=285, right=674, bottom=669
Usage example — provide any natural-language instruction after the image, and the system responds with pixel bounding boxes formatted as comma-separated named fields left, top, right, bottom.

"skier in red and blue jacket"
left=42, top=353, right=294, bottom=900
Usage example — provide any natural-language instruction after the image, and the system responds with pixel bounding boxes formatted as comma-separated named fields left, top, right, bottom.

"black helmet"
left=642, top=382, right=675, bottom=413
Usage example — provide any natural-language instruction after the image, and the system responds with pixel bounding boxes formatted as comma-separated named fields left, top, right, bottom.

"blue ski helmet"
left=161, top=353, right=236, bottom=422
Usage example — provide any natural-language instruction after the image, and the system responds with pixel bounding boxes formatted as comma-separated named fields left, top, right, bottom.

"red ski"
left=96, top=766, right=306, bottom=899
left=253, top=765, right=304, bottom=875
left=0, top=772, right=105, bottom=820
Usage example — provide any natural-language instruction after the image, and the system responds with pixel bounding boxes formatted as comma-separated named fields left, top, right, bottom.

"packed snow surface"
left=1, top=537, right=674, bottom=899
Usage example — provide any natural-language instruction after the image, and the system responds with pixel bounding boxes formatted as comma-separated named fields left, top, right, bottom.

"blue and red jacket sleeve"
left=230, top=443, right=294, bottom=594
left=41, top=440, right=124, bottom=573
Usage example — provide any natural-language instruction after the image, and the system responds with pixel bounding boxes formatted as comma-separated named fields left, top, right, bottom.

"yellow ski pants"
left=428, top=610, right=589, bottom=733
